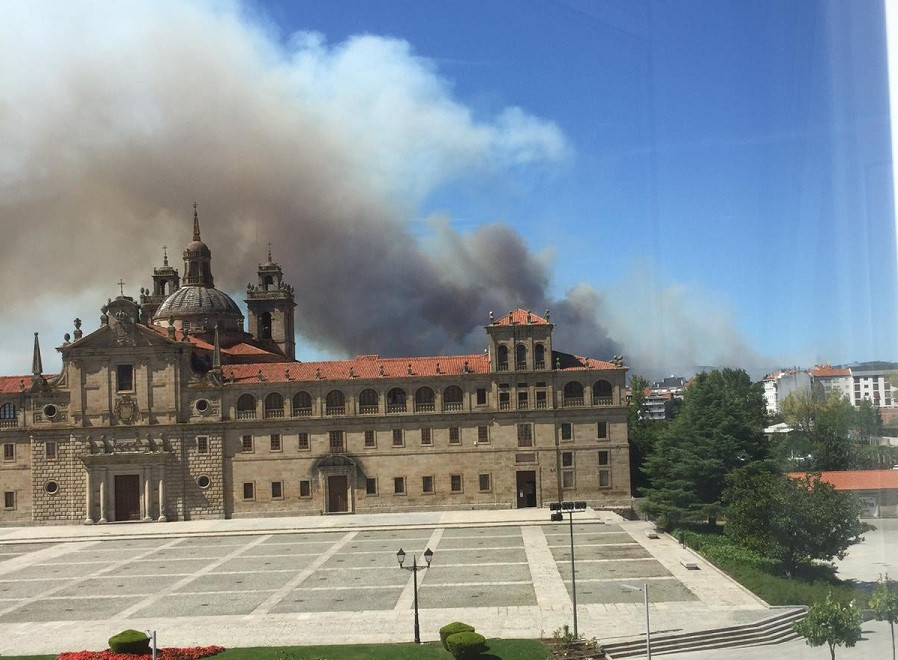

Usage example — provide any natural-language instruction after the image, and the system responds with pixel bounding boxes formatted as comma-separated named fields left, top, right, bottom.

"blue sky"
left=252, top=0, right=896, bottom=366
left=0, top=1, right=894, bottom=379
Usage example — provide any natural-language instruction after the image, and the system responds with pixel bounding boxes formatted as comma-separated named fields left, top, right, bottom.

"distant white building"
left=808, top=365, right=852, bottom=400
left=763, top=369, right=811, bottom=414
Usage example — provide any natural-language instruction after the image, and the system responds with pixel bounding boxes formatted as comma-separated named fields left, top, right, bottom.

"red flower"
left=58, top=646, right=225, bottom=660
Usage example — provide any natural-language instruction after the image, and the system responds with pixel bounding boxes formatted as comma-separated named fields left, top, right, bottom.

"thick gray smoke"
left=0, top=1, right=763, bottom=379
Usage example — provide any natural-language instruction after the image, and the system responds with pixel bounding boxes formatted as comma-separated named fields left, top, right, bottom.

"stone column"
left=142, top=467, right=152, bottom=521
left=84, top=469, right=94, bottom=524
left=98, top=469, right=108, bottom=523
left=158, top=476, right=166, bottom=522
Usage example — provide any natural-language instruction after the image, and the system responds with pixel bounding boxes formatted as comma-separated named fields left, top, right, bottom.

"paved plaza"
left=0, top=509, right=771, bottom=656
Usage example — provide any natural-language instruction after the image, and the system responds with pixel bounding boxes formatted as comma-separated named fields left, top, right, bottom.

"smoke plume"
left=0, top=1, right=762, bottom=380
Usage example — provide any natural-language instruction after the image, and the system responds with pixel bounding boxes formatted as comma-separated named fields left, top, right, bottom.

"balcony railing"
left=534, top=360, right=546, bottom=370
left=518, top=401, right=529, bottom=410
left=415, top=403, right=435, bottom=413
left=387, top=403, right=407, bottom=414
left=0, top=419, right=18, bottom=429
left=594, top=396, right=613, bottom=406
left=497, top=362, right=508, bottom=371
left=359, top=405, right=378, bottom=415
left=499, top=401, right=511, bottom=410
left=444, top=402, right=463, bottom=412
left=325, top=406, right=345, bottom=416
left=563, top=397, right=584, bottom=407
left=292, top=407, right=312, bottom=417
left=536, top=400, right=547, bottom=409
left=516, top=362, right=527, bottom=370
left=237, top=410, right=257, bottom=420
left=264, top=409, right=284, bottom=419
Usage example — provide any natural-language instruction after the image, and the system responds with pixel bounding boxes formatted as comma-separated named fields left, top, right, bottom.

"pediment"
left=61, top=322, right=177, bottom=354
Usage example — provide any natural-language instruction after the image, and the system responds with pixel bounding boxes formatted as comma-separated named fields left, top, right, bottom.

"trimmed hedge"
left=108, top=629, right=150, bottom=654
left=439, top=622, right=475, bottom=650
left=446, top=631, right=488, bottom=659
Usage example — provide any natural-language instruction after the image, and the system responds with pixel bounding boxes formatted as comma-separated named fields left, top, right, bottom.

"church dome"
left=153, top=285, right=244, bottom=332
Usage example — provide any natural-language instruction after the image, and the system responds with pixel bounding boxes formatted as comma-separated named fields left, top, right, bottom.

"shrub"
left=440, top=621, right=475, bottom=650
left=107, top=629, right=150, bottom=654
left=446, top=630, right=488, bottom=659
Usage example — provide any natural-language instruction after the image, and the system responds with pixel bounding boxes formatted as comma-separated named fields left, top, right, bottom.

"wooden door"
left=327, top=475, right=348, bottom=513
left=114, top=474, right=141, bottom=521
left=516, top=471, right=537, bottom=508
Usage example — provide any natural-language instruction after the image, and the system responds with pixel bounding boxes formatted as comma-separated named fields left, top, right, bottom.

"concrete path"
left=0, top=509, right=772, bottom=656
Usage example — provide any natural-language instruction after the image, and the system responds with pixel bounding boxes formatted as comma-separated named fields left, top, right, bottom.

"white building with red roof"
left=789, top=470, right=898, bottom=518
left=0, top=217, right=630, bottom=524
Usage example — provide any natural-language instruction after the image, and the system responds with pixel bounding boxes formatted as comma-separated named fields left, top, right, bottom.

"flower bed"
left=58, top=646, right=225, bottom=660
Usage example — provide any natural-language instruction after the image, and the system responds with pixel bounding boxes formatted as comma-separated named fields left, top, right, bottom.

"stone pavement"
left=0, top=508, right=772, bottom=656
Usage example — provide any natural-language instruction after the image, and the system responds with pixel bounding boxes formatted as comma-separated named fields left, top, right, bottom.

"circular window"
left=195, top=399, right=209, bottom=413
left=43, top=404, right=58, bottom=419
left=196, top=475, right=211, bottom=489
left=45, top=481, right=59, bottom=495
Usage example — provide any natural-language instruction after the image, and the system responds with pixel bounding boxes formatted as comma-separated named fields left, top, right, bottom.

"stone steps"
left=602, top=606, right=806, bottom=658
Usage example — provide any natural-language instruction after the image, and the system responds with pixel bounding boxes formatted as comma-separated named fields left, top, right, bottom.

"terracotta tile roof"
left=492, top=309, right=549, bottom=326
left=810, top=366, right=851, bottom=377
left=222, top=354, right=489, bottom=384
left=150, top=326, right=281, bottom=358
left=0, top=375, right=56, bottom=394
left=788, top=470, right=898, bottom=491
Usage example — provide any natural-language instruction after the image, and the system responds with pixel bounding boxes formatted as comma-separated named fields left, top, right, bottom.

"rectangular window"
left=599, top=469, right=611, bottom=488
left=299, top=479, right=311, bottom=498
left=392, top=429, right=403, bottom=446
left=450, top=474, right=463, bottom=492
left=560, top=423, right=572, bottom=441
left=562, top=470, right=575, bottom=489
left=517, top=423, right=533, bottom=447
left=3, top=443, right=15, bottom=461
left=477, top=425, right=489, bottom=444
left=298, top=432, right=310, bottom=450
left=394, top=476, right=406, bottom=494
left=3, top=491, right=14, bottom=510
left=562, top=451, right=574, bottom=467
left=271, top=481, right=283, bottom=499
left=196, top=436, right=209, bottom=454
left=365, top=478, right=377, bottom=495
left=270, top=434, right=281, bottom=452
left=518, top=391, right=529, bottom=408
left=422, top=475, right=434, bottom=493
left=499, top=391, right=510, bottom=409
left=116, top=364, right=134, bottom=392
left=478, top=473, right=491, bottom=492
left=45, top=441, right=58, bottom=460
left=476, top=388, right=487, bottom=405
left=242, top=482, right=255, bottom=500
left=536, top=390, right=547, bottom=408
left=449, top=426, right=460, bottom=444
left=329, top=430, right=344, bottom=452
left=364, top=430, right=376, bottom=447
left=597, top=422, right=608, bottom=440
left=241, top=435, right=253, bottom=453
left=598, top=450, right=610, bottom=466
left=420, top=428, right=432, bottom=445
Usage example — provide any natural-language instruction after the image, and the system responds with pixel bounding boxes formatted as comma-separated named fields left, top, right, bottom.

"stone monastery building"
left=0, top=212, right=630, bottom=524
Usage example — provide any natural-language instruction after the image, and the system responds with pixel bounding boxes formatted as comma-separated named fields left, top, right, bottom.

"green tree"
left=870, top=574, right=898, bottom=660
left=642, top=368, right=767, bottom=529
left=723, top=466, right=871, bottom=576
left=627, top=374, right=664, bottom=497
left=793, top=592, right=863, bottom=660
left=854, top=398, right=883, bottom=444
left=782, top=388, right=856, bottom=470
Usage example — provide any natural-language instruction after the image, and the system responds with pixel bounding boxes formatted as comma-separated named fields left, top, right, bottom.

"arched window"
left=358, top=388, right=379, bottom=414
left=387, top=387, right=406, bottom=413
left=292, top=391, right=312, bottom=417
left=264, top=275, right=274, bottom=289
left=264, top=392, right=284, bottom=418
left=415, top=387, right=435, bottom=412
left=236, top=394, right=257, bottom=419
left=516, top=344, right=527, bottom=370
left=593, top=380, right=614, bottom=405
left=0, top=403, right=17, bottom=428
left=497, top=345, right=509, bottom=371
left=259, top=311, right=272, bottom=340
left=443, top=386, right=464, bottom=411
left=534, top=344, right=546, bottom=369
left=325, top=390, right=345, bottom=416
left=563, top=381, right=584, bottom=407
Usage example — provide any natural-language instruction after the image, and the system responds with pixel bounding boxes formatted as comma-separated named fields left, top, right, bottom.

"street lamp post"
left=397, top=547, right=433, bottom=644
left=550, top=500, right=587, bottom=638
left=621, top=582, right=651, bottom=660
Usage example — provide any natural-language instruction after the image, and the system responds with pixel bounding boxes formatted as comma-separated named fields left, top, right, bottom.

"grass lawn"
left=1, top=639, right=550, bottom=660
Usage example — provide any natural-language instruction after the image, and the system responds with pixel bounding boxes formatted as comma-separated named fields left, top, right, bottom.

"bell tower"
left=139, top=246, right=180, bottom=324
left=245, top=246, right=296, bottom=360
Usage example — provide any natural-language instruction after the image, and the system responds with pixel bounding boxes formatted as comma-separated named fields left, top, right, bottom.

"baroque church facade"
left=0, top=212, right=630, bottom=524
